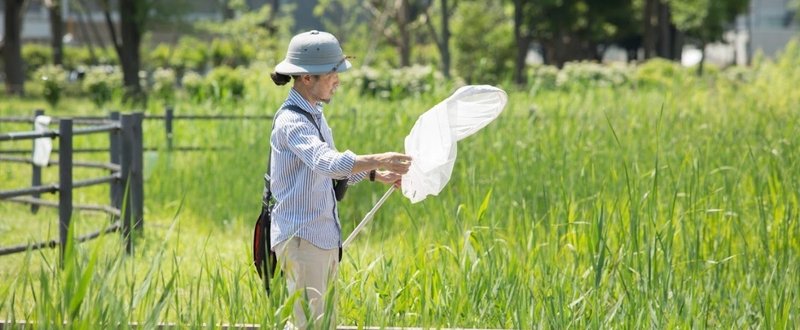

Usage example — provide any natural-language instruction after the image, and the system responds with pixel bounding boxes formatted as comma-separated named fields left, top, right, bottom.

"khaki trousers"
left=275, top=237, right=339, bottom=329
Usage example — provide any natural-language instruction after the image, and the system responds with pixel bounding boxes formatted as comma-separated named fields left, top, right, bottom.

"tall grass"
left=2, top=52, right=800, bottom=328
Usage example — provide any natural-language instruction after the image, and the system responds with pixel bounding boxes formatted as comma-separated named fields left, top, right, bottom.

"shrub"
left=148, top=44, right=173, bottom=70
left=34, top=65, right=67, bottom=109
left=557, top=61, right=632, bottom=89
left=152, top=67, right=177, bottom=104
left=64, top=46, right=118, bottom=69
left=23, top=44, right=52, bottom=78
left=345, top=65, right=444, bottom=100
left=174, top=37, right=209, bottom=72
left=634, top=58, right=687, bottom=88
left=209, top=39, right=256, bottom=68
left=82, top=66, right=122, bottom=110
left=181, top=71, right=205, bottom=101
left=206, top=66, right=245, bottom=100
left=528, top=65, right=560, bottom=90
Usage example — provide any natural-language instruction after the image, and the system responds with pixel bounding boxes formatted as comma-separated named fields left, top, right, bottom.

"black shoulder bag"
left=253, top=105, right=348, bottom=294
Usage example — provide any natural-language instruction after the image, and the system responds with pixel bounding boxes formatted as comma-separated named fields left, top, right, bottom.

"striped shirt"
left=268, top=88, right=367, bottom=250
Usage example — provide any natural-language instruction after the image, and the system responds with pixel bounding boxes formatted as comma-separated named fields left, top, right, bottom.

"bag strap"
left=264, top=104, right=327, bottom=206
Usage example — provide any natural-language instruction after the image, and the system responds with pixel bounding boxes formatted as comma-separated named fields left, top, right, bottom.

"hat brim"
left=275, top=59, right=352, bottom=75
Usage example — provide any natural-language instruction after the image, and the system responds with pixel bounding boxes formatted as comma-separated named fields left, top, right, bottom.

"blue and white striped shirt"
left=269, top=88, right=367, bottom=250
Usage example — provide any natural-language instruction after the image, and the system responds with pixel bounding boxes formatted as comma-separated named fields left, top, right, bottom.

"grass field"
left=1, top=51, right=799, bottom=328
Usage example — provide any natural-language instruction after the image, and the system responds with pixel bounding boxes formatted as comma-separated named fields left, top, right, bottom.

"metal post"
left=31, top=109, right=45, bottom=214
left=165, top=106, right=173, bottom=151
left=120, top=114, right=133, bottom=254
left=109, top=111, right=122, bottom=214
left=131, top=113, right=144, bottom=233
left=58, top=119, right=73, bottom=266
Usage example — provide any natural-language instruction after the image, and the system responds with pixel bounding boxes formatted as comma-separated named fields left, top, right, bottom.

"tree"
left=420, top=0, right=455, bottom=78
left=46, top=0, right=64, bottom=65
left=102, top=0, right=144, bottom=98
left=510, top=0, right=637, bottom=84
left=670, top=0, right=750, bottom=74
left=3, top=0, right=27, bottom=95
left=452, top=0, right=514, bottom=84
left=100, top=0, right=190, bottom=100
left=641, top=0, right=681, bottom=60
left=364, top=0, right=430, bottom=67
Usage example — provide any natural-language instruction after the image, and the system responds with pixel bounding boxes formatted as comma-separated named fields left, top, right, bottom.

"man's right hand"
left=353, top=152, right=413, bottom=174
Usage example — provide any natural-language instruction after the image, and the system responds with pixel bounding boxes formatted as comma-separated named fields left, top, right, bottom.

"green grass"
left=1, top=56, right=800, bottom=328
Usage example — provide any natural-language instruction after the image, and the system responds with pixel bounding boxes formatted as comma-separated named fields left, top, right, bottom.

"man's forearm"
left=352, top=155, right=382, bottom=173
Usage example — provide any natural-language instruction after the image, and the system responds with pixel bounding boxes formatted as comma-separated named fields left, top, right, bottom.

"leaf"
left=476, top=188, right=493, bottom=222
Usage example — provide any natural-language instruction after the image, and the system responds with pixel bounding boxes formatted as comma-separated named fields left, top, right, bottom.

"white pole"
left=342, top=186, right=396, bottom=249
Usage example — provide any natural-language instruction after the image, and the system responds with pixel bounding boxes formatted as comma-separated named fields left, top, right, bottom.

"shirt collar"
left=285, top=88, right=323, bottom=115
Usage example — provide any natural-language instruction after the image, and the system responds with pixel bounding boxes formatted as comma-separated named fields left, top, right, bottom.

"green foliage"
left=528, top=65, right=560, bottom=90
left=147, top=44, right=173, bottom=70
left=344, top=65, right=445, bottom=100
left=670, top=0, right=750, bottom=43
left=173, top=37, right=209, bottom=72
left=180, top=71, right=205, bottom=102
left=195, top=4, right=293, bottom=65
left=34, top=65, right=67, bottom=109
left=633, top=58, right=689, bottom=87
left=151, top=68, right=177, bottom=104
left=556, top=61, right=632, bottom=89
left=63, top=46, right=119, bottom=69
left=205, top=66, right=245, bottom=101
left=452, top=0, right=514, bottom=84
left=22, top=44, right=52, bottom=77
left=82, top=66, right=122, bottom=110
left=210, top=39, right=255, bottom=67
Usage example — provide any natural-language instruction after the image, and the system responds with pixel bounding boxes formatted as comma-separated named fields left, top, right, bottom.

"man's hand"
left=353, top=152, right=412, bottom=174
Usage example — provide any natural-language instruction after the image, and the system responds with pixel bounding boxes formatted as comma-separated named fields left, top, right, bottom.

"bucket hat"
left=274, top=30, right=352, bottom=75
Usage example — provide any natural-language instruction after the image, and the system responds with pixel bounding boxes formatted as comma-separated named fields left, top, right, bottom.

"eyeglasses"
left=330, top=56, right=353, bottom=73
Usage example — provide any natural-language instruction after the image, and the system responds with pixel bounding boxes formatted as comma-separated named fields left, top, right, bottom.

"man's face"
left=308, top=72, right=340, bottom=104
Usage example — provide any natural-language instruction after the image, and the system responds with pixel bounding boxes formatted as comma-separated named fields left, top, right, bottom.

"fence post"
left=120, top=114, right=133, bottom=254
left=58, top=118, right=73, bottom=266
left=131, top=112, right=144, bottom=233
left=165, top=106, right=173, bottom=151
left=109, top=111, right=122, bottom=215
left=31, top=109, right=45, bottom=214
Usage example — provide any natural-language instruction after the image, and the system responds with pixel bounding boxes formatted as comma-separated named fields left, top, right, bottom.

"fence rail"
left=6, top=196, right=122, bottom=217
left=0, top=107, right=269, bottom=152
left=0, top=111, right=144, bottom=263
left=0, top=221, right=122, bottom=257
left=0, top=155, right=120, bottom=171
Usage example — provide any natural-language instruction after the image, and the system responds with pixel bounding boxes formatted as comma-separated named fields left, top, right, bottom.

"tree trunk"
left=3, top=0, right=26, bottom=96
left=697, top=42, right=706, bottom=76
left=397, top=0, right=411, bottom=67
left=671, top=26, right=683, bottom=62
left=657, top=1, right=671, bottom=59
left=48, top=1, right=64, bottom=65
left=119, top=0, right=143, bottom=98
left=439, top=0, right=451, bottom=78
left=642, top=0, right=657, bottom=59
left=512, top=0, right=529, bottom=85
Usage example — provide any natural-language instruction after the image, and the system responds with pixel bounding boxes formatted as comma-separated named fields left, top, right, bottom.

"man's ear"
left=301, top=74, right=320, bottom=85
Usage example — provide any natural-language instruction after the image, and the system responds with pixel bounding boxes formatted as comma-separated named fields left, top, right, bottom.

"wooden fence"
left=0, top=111, right=144, bottom=263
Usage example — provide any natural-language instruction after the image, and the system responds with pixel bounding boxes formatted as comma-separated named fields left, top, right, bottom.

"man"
left=267, top=30, right=412, bottom=329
